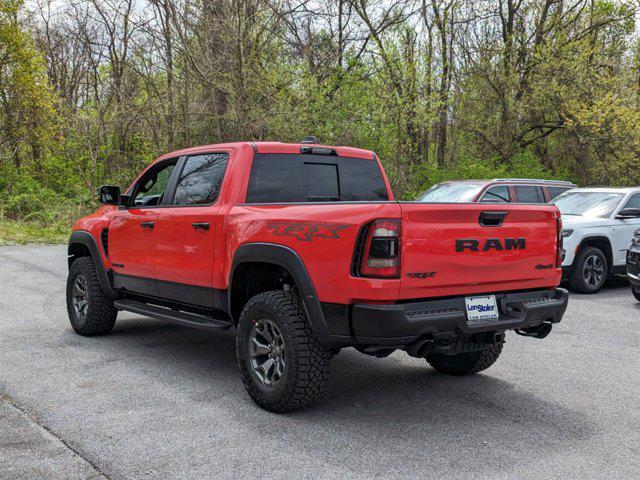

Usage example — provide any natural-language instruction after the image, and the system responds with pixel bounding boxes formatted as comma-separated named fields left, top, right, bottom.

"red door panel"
left=108, top=208, right=159, bottom=294
left=155, top=208, right=216, bottom=286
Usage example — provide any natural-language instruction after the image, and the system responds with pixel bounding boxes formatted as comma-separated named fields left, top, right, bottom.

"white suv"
left=553, top=187, right=640, bottom=293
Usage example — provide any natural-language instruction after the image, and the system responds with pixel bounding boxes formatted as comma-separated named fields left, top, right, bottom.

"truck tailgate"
left=399, top=203, right=561, bottom=300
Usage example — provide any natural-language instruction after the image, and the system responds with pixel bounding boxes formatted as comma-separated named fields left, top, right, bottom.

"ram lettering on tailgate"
left=455, top=238, right=526, bottom=252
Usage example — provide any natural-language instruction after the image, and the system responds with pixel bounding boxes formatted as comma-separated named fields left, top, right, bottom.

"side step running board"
left=114, top=300, right=233, bottom=331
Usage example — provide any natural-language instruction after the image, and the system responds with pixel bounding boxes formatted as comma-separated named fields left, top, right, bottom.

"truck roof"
left=155, top=141, right=375, bottom=162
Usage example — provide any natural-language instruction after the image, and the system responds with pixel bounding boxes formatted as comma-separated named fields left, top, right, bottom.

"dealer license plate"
left=464, top=295, right=499, bottom=323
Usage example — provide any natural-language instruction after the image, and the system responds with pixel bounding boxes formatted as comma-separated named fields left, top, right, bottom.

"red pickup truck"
left=67, top=140, right=568, bottom=412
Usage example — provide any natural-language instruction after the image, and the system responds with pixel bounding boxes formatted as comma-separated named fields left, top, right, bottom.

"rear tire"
left=236, top=290, right=332, bottom=413
left=569, top=246, right=608, bottom=293
left=426, top=342, right=503, bottom=376
left=66, top=257, right=117, bottom=336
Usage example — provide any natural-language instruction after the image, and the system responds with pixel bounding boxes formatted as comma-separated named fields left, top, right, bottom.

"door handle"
left=140, top=221, right=155, bottom=229
left=192, top=222, right=210, bottom=231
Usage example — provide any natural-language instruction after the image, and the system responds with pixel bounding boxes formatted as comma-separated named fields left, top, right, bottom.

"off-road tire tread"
left=426, top=342, right=503, bottom=376
left=236, top=290, right=331, bottom=413
left=67, top=257, right=117, bottom=336
left=569, top=246, right=607, bottom=294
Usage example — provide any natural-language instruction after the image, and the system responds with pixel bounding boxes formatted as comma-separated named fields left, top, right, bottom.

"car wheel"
left=632, top=286, right=640, bottom=302
left=236, top=290, right=332, bottom=413
left=426, top=342, right=503, bottom=376
left=66, top=257, right=117, bottom=336
left=569, top=246, right=608, bottom=293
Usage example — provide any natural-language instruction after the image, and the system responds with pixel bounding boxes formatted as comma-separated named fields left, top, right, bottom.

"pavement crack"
left=0, top=250, right=66, bottom=280
left=1, top=393, right=112, bottom=480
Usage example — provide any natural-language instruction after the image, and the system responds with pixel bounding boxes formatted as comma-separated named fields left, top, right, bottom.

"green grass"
left=0, top=219, right=70, bottom=245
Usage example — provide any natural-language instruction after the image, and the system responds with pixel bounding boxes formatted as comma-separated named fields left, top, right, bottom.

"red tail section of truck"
left=398, top=203, right=562, bottom=300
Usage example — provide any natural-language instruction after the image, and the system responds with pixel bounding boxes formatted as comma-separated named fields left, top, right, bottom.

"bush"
left=0, top=174, right=93, bottom=226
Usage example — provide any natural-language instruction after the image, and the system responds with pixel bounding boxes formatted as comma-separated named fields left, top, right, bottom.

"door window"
left=547, top=186, right=571, bottom=200
left=479, top=185, right=510, bottom=203
left=514, top=185, right=544, bottom=203
left=132, top=160, right=177, bottom=206
left=622, top=193, right=640, bottom=210
left=172, top=153, right=229, bottom=205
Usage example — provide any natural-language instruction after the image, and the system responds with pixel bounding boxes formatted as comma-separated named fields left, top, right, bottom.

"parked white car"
left=553, top=187, right=640, bottom=293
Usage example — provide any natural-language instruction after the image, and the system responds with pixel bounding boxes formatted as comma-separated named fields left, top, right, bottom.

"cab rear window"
left=246, top=154, right=389, bottom=203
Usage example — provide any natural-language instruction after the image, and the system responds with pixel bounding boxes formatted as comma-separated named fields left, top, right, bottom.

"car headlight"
left=561, top=229, right=573, bottom=238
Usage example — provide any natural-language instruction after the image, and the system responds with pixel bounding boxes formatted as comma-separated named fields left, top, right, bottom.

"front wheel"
left=426, top=342, right=503, bottom=376
left=66, top=257, right=117, bottom=336
left=569, top=246, right=608, bottom=293
left=236, top=290, right=332, bottom=413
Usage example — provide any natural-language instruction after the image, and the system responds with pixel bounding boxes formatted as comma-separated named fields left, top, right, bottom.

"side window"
left=479, top=185, right=510, bottom=203
left=339, top=157, right=389, bottom=201
left=623, top=193, right=640, bottom=210
left=172, top=153, right=229, bottom=205
left=133, top=160, right=177, bottom=206
left=246, top=155, right=304, bottom=203
left=514, top=185, right=544, bottom=203
left=548, top=186, right=571, bottom=200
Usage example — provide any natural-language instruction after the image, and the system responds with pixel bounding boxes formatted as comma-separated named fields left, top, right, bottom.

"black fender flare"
left=229, top=243, right=330, bottom=342
left=68, top=231, right=116, bottom=299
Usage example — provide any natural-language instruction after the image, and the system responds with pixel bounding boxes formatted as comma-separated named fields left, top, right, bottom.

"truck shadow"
left=87, top=315, right=593, bottom=470
left=603, top=275, right=629, bottom=291
left=562, top=274, right=629, bottom=295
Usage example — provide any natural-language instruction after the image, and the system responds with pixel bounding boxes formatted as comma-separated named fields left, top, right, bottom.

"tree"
left=0, top=0, right=57, bottom=169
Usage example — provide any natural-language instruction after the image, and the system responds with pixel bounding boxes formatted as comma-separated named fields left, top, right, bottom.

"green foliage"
left=1, top=0, right=640, bottom=244
left=403, top=151, right=570, bottom=200
left=0, top=0, right=58, bottom=161
left=0, top=170, right=91, bottom=225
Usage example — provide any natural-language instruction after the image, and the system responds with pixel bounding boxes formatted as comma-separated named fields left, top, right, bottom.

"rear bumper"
left=323, top=288, right=568, bottom=347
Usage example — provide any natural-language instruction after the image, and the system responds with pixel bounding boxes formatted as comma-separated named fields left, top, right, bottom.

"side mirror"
left=617, top=207, right=640, bottom=219
left=98, top=185, right=121, bottom=205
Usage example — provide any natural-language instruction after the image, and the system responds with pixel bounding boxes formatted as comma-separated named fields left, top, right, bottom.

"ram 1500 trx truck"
left=67, top=140, right=568, bottom=412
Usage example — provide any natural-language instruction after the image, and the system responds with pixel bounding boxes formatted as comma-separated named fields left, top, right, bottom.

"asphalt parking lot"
left=1, top=245, right=639, bottom=479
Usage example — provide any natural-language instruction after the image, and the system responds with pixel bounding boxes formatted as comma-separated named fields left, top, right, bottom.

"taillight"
left=359, top=219, right=401, bottom=278
left=556, top=216, right=563, bottom=268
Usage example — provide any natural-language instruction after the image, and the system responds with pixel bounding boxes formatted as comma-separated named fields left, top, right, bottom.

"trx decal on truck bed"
left=267, top=222, right=348, bottom=242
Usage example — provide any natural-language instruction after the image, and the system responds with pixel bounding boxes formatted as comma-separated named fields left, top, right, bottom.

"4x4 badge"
left=407, top=272, right=436, bottom=279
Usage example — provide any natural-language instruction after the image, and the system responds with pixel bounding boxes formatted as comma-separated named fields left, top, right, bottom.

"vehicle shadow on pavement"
left=40, top=313, right=597, bottom=479
left=95, top=316, right=593, bottom=452
left=319, top=351, right=590, bottom=430
left=602, top=276, right=629, bottom=291
left=562, top=275, right=630, bottom=297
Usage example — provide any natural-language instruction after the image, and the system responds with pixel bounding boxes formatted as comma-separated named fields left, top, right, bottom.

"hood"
left=560, top=214, right=613, bottom=229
